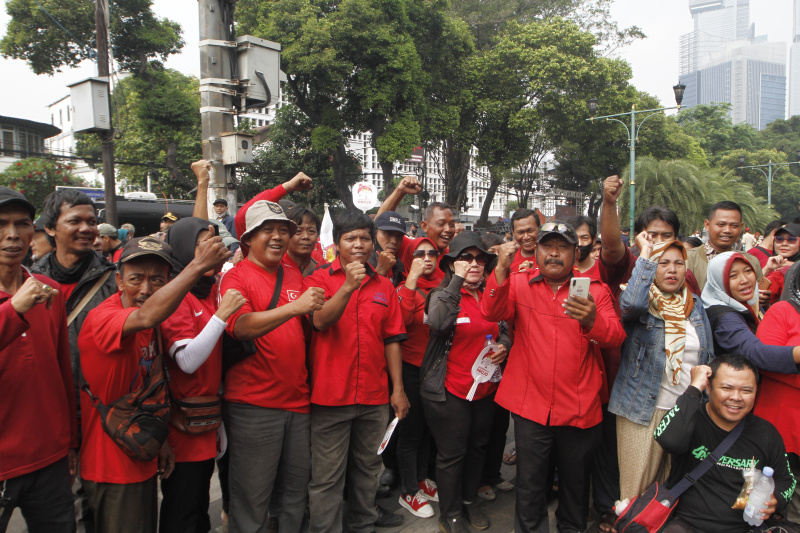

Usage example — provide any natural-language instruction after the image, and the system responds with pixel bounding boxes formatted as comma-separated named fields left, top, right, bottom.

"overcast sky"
left=0, top=0, right=794, bottom=124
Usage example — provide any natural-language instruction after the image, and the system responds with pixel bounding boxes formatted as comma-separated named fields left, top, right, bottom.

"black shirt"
left=655, top=387, right=795, bottom=533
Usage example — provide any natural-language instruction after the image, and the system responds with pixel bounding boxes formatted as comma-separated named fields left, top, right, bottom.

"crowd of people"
left=2, top=161, right=800, bottom=533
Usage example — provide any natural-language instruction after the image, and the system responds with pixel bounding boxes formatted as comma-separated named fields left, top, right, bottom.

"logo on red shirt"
left=373, top=292, right=388, bottom=306
left=286, top=290, right=300, bottom=301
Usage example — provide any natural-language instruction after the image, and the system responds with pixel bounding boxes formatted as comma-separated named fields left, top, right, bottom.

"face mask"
left=577, top=243, right=594, bottom=262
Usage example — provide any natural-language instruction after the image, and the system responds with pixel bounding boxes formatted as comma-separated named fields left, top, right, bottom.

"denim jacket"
left=608, top=257, right=714, bottom=425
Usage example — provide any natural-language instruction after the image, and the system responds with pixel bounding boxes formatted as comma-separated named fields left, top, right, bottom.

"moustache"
left=544, top=258, right=565, bottom=266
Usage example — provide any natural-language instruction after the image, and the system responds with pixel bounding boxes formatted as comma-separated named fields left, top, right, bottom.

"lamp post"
left=737, top=151, right=800, bottom=206
left=587, top=83, right=686, bottom=232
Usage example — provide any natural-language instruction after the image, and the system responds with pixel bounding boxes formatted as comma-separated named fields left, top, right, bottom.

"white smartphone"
left=569, top=277, right=591, bottom=300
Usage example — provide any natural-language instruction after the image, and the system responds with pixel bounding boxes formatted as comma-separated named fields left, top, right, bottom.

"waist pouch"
left=169, top=395, right=222, bottom=434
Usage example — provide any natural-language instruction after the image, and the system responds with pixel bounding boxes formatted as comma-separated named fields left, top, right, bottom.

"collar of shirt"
left=704, top=241, right=726, bottom=260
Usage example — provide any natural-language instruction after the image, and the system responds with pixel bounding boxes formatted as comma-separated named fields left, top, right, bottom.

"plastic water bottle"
left=743, top=467, right=774, bottom=527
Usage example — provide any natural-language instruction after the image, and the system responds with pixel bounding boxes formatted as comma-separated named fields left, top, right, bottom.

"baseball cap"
left=119, top=236, right=174, bottom=269
left=98, top=223, right=118, bottom=237
left=208, top=219, right=240, bottom=248
left=374, top=211, right=406, bottom=234
left=162, top=212, right=178, bottom=222
left=537, top=221, right=578, bottom=245
left=0, top=187, right=35, bottom=219
left=213, top=198, right=228, bottom=207
left=241, top=200, right=298, bottom=241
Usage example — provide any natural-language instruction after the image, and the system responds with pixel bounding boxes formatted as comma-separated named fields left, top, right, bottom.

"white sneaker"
left=399, top=491, right=435, bottom=518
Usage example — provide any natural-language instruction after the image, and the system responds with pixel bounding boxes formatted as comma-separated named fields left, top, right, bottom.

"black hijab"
left=165, top=217, right=219, bottom=300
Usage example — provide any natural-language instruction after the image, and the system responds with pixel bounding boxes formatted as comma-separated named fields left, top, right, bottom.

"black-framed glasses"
left=775, top=235, right=798, bottom=244
left=412, top=249, right=440, bottom=258
left=456, top=252, right=488, bottom=265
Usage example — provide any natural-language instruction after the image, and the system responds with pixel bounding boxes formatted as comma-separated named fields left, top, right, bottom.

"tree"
left=0, top=159, right=83, bottom=213
left=675, top=104, right=763, bottom=165
left=241, top=104, right=361, bottom=210
left=75, top=69, right=202, bottom=198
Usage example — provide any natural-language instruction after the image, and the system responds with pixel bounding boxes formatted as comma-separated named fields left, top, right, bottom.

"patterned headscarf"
left=647, top=240, right=694, bottom=386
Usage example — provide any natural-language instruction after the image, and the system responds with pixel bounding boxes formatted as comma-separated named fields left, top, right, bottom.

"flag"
left=320, top=204, right=337, bottom=262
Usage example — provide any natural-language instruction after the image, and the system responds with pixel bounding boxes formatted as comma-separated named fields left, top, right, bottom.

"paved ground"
left=7, top=422, right=569, bottom=533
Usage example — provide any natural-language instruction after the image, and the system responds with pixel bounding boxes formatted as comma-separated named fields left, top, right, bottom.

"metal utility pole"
left=199, top=0, right=238, bottom=213
left=95, top=0, right=117, bottom=226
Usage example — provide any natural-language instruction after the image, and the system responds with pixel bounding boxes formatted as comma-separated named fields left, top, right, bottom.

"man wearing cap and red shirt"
left=219, top=200, right=326, bottom=532
left=369, top=210, right=407, bottom=286
left=305, top=211, right=410, bottom=533
left=0, top=187, right=77, bottom=533
left=78, top=233, right=230, bottom=533
left=482, top=221, right=626, bottom=533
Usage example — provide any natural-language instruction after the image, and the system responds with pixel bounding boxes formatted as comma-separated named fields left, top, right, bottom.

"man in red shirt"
left=0, top=188, right=77, bottom=533
left=220, top=201, right=326, bottom=532
left=509, top=208, right=540, bottom=271
left=78, top=234, right=230, bottom=533
left=305, top=211, right=410, bottom=533
left=482, top=222, right=625, bottom=533
left=282, top=205, right=327, bottom=276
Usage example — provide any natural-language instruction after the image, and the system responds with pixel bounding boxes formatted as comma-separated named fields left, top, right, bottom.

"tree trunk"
left=587, top=192, right=601, bottom=219
left=333, top=140, right=357, bottom=210
left=476, top=167, right=502, bottom=227
left=379, top=159, right=395, bottom=198
left=443, top=138, right=470, bottom=213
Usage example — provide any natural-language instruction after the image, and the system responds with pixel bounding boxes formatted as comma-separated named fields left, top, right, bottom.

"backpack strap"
left=68, top=270, right=113, bottom=326
left=268, top=265, right=284, bottom=311
left=670, top=419, right=745, bottom=497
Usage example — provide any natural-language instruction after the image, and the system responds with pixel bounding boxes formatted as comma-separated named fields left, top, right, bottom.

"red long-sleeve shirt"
left=0, top=273, right=76, bottom=480
left=481, top=269, right=626, bottom=428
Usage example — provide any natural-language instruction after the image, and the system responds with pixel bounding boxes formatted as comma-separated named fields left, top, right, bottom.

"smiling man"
left=655, top=355, right=795, bottom=533
left=509, top=208, right=540, bottom=271
left=687, top=201, right=745, bottom=290
left=77, top=234, right=230, bottom=533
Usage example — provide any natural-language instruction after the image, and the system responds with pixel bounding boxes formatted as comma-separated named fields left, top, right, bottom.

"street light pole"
left=587, top=83, right=686, bottom=232
left=738, top=152, right=800, bottom=206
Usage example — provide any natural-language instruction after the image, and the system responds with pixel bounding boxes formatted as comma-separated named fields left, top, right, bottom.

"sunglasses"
left=775, top=235, right=798, bottom=244
left=456, top=252, right=488, bottom=265
left=412, top=249, right=440, bottom=258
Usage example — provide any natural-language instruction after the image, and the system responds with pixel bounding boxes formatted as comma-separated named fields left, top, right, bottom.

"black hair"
left=566, top=215, right=597, bottom=240
left=709, top=354, right=760, bottom=386
left=510, top=208, right=539, bottom=232
left=333, top=211, right=375, bottom=244
left=682, top=236, right=703, bottom=248
left=708, top=200, right=743, bottom=220
left=40, top=189, right=96, bottom=231
left=634, top=206, right=680, bottom=236
left=481, top=233, right=505, bottom=250
left=286, top=205, right=321, bottom=232
left=764, top=220, right=787, bottom=237
left=423, top=202, right=452, bottom=222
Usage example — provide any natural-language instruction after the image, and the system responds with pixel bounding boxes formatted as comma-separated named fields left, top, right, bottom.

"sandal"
left=595, top=511, right=617, bottom=533
left=477, top=485, right=496, bottom=501
left=502, top=448, right=516, bottom=465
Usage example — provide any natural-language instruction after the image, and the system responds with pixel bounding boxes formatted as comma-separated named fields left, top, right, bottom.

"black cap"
left=213, top=198, right=228, bottom=207
left=119, top=236, right=174, bottom=269
left=0, top=187, right=35, bottom=219
left=439, top=231, right=498, bottom=273
left=537, top=221, right=578, bottom=245
left=777, top=223, right=800, bottom=237
left=374, top=211, right=406, bottom=233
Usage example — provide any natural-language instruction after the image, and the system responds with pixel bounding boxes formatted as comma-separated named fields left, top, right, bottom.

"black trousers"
left=513, top=414, right=601, bottom=533
left=395, top=363, right=431, bottom=495
left=159, top=459, right=216, bottom=533
left=590, top=405, right=620, bottom=513
left=481, top=405, right=510, bottom=486
left=0, top=456, right=75, bottom=533
left=423, top=391, right=496, bottom=518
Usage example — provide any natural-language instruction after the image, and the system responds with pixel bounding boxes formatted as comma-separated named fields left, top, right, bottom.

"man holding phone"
left=481, top=221, right=626, bottom=533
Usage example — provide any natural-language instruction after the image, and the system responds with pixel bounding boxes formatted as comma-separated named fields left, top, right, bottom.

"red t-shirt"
left=79, top=293, right=161, bottom=484
left=755, top=300, right=800, bottom=454
left=397, top=285, right=430, bottom=367
left=160, top=291, right=221, bottom=463
left=60, top=281, right=78, bottom=302
left=510, top=250, right=537, bottom=272
left=749, top=245, right=772, bottom=267
left=0, top=273, right=76, bottom=480
left=444, top=289, right=499, bottom=401
left=305, top=258, right=407, bottom=406
left=220, top=260, right=310, bottom=412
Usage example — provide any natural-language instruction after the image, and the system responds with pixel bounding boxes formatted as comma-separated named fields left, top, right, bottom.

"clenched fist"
left=191, top=160, right=212, bottom=185
left=11, top=277, right=60, bottom=314
left=192, top=225, right=233, bottom=271
left=216, top=289, right=246, bottom=322
left=292, top=287, right=326, bottom=315
left=375, top=251, right=396, bottom=276
left=603, top=175, right=623, bottom=205
left=396, top=175, right=422, bottom=196
left=344, top=262, right=367, bottom=292
left=285, top=172, right=313, bottom=193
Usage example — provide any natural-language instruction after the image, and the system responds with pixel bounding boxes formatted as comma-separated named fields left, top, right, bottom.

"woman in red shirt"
left=395, top=237, right=443, bottom=518
left=420, top=232, right=510, bottom=533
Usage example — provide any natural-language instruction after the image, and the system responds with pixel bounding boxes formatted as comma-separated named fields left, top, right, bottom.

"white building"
left=0, top=115, right=61, bottom=172
left=788, top=0, right=800, bottom=117
left=45, top=94, right=103, bottom=186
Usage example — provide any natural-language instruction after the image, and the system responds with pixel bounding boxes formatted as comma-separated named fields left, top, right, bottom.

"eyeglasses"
left=539, top=222, right=578, bottom=241
left=412, top=249, right=440, bottom=258
left=456, top=252, right=488, bottom=265
left=775, top=235, right=798, bottom=244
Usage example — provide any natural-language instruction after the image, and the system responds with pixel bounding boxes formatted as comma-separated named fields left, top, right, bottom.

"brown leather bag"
left=169, top=395, right=222, bottom=434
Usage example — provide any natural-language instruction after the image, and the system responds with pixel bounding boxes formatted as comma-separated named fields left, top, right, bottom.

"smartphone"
left=569, top=277, right=591, bottom=300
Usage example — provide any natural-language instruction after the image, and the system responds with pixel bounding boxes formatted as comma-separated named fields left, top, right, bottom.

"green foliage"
left=1, top=0, right=184, bottom=75
left=617, top=157, right=775, bottom=234
left=241, top=105, right=361, bottom=209
left=674, top=104, right=763, bottom=165
left=0, top=158, right=84, bottom=213
left=76, top=69, right=202, bottom=198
